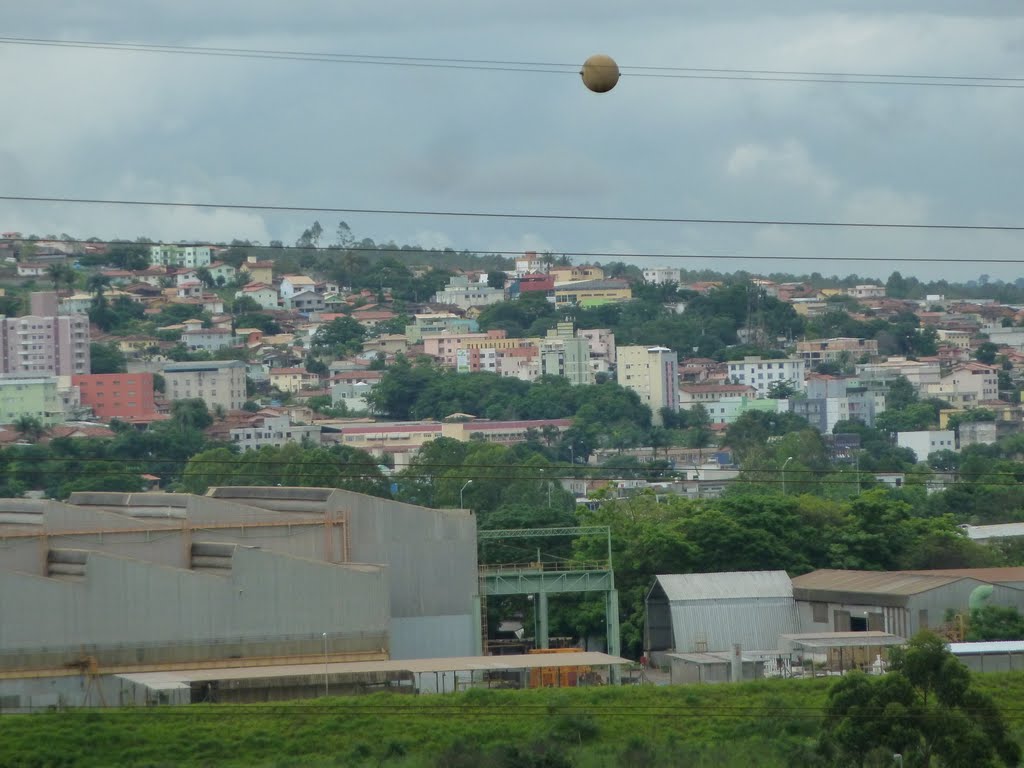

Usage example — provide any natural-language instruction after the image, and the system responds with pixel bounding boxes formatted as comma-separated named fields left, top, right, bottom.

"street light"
left=782, top=456, right=794, bottom=495
left=460, top=480, right=473, bottom=509
left=322, top=632, right=329, bottom=697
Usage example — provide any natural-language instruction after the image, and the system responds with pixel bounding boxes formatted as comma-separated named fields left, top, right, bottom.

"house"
left=553, top=279, right=632, bottom=307
left=431, top=276, right=505, bottom=310
left=362, top=334, right=409, bottom=356
left=643, top=267, right=682, bottom=285
left=16, top=262, right=51, bottom=278
left=235, top=282, right=279, bottom=310
left=285, top=289, right=325, bottom=314
left=549, top=265, right=605, bottom=284
left=270, top=367, right=321, bottom=393
left=352, top=309, right=397, bottom=331
left=206, top=261, right=237, bottom=286
left=181, top=327, right=235, bottom=352
left=279, top=275, right=318, bottom=300
left=176, top=279, right=203, bottom=298
left=229, top=413, right=321, bottom=452
left=241, top=256, right=274, bottom=285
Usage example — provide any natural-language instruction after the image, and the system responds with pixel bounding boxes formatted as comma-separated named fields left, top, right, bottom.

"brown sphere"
left=580, top=54, right=620, bottom=93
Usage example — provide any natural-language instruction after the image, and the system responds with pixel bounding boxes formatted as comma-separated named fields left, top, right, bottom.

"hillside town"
left=0, top=233, right=1022, bottom=507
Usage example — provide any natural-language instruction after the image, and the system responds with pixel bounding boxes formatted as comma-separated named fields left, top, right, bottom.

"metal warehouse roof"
left=949, top=641, right=1024, bottom=655
left=654, top=571, right=793, bottom=602
left=780, top=632, right=905, bottom=650
left=117, top=652, right=629, bottom=687
left=791, top=569, right=964, bottom=597
left=961, top=523, right=1024, bottom=541
left=899, top=567, right=1024, bottom=584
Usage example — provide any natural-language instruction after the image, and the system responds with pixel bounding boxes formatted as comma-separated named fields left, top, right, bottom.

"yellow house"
left=553, top=279, right=632, bottom=307
left=242, top=256, right=274, bottom=285
left=269, top=367, right=320, bottom=393
left=549, top=265, right=605, bottom=284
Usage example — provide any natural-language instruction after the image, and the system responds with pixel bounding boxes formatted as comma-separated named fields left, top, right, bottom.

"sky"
left=1, top=1, right=1023, bottom=283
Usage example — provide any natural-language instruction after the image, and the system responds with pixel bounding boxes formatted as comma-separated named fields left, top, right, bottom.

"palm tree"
left=86, top=273, right=111, bottom=299
left=46, top=264, right=63, bottom=291
left=13, top=415, right=45, bottom=443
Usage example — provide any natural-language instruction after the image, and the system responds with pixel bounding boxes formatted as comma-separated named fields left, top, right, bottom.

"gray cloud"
left=0, top=2, right=1022, bottom=282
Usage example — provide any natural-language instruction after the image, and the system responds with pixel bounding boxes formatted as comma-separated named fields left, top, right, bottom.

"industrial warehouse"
left=0, top=487, right=492, bottom=708
left=644, top=568, right=1024, bottom=683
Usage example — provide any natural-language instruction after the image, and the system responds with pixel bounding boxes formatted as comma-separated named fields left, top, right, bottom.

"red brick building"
left=72, top=373, right=157, bottom=421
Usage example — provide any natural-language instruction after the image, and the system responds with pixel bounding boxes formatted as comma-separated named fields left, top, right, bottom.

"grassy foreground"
left=2, top=673, right=1024, bottom=768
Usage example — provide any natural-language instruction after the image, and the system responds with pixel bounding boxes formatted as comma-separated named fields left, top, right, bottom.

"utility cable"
left=2, top=194, right=1023, bottom=232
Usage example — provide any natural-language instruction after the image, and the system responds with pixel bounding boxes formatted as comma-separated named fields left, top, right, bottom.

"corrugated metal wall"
left=669, top=598, right=800, bottom=653
left=0, top=548, right=389, bottom=669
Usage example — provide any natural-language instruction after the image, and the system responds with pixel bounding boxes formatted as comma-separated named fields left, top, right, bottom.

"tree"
left=819, top=631, right=1020, bottom=768
left=13, top=415, right=45, bottom=442
left=967, top=605, right=1024, bottom=641
left=195, top=267, right=215, bottom=289
left=170, top=399, right=213, bottom=431
left=766, top=379, right=799, bottom=399
left=89, top=343, right=126, bottom=374
left=486, top=270, right=507, bottom=289
left=312, top=316, right=367, bottom=357
left=975, top=342, right=1000, bottom=365
left=232, top=295, right=261, bottom=315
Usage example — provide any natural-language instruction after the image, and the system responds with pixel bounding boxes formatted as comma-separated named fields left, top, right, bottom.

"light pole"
left=460, top=480, right=473, bottom=509
left=322, top=632, right=329, bottom=697
left=569, top=445, right=575, bottom=465
left=782, top=456, right=794, bottom=496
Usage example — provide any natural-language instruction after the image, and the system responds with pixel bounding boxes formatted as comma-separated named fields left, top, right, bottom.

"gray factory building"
left=791, top=569, right=1024, bottom=638
left=644, top=571, right=800, bottom=664
left=0, top=487, right=478, bottom=709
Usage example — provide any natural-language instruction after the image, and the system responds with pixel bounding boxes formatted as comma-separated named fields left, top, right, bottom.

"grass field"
left=2, top=674, right=1023, bottom=767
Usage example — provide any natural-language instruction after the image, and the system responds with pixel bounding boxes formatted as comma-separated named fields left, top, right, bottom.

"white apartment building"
left=431, top=276, right=505, bottom=311
left=616, top=346, right=679, bottom=425
left=726, top=356, right=806, bottom=396
left=854, top=357, right=942, bottom=390
left=897, top=430, right=956, bottom=462
left=578, top=328, right=616, bottom=367
left=230, top=415, right=321, bottom=452
left=163, top=360, right=247, bottom=412
left=847, top=284, right=886, bottom=299
left=642, top=267, right=682, bottom=285
left=149, top=244, right=212, bottom=268
left=679, top=384, right=757, bottom=410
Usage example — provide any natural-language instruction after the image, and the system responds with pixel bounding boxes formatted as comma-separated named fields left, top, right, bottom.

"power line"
left=18, top=236, right=1024, bottom=265
left=4, top=194, right=1024, bottom=232
left=3, top=36, right=1024, bottom=89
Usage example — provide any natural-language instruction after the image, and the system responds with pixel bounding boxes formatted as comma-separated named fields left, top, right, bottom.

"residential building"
left=330, top=372, right=383, bottom=412
left=229, top=414, right=321, bottom=452
left=181, top=327, right=235, bottom=352
left=0, top=376, right=62, bottom=425
left=241, top=255, right=274, bottom=285
left=578, top=328, right=616, bottom=368
left=149, top=244, right=212, bottom=268
left=936, top=329, right=972, bottom=350
left=431, top=276, right=505, bottom=310
left=549, top=265, right=605, bottom=284
left=846, top=284, right=886, bottom=299
left=925, top=362, right=1000, bottom=408
left=279, top=275, right=318, bottom=300
left=642, top=267, right=682, bottom=285
left=270, top=367, right=321, bottom=393
left=285, top=289, right=325, bottom=314
left=404, top=314, right=479, bottom=343
left=705, top=395, right=787, bottom=425
left=0, top=294, right=90, bottom=377
left=726, top=356, right=806, bottom=396
left=854, top=357, right=942, bottom=390
left=163, top=360, right=247, bottom=412
left=234, top=282, right=279, bottom=310
left=553, top=279, right=632, bottom=307
left=72, top=373, right=157, bottom=422
left=506, top=273, right=555, bottom=299
left=897, top=430, right=957, bottom=461
left=362, top=334, right=409, bottom=356
left=617, top=346, right=679, bottom=425
left=538, top=323, right=593, bottom=386
left=422, top=331, right=508, bottom=368
left=795, top=337, right=878, bottom=366
left=16, top=262, right=50, bottom=278
left=206, top=261, right=237, bottom=285
left=513, top=252, right=542, bottom=276
left=679, top=384, right=757, bottom=410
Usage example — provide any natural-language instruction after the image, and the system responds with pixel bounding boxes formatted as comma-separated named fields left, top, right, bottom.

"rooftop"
left=654, top=571, right=793, bottom=602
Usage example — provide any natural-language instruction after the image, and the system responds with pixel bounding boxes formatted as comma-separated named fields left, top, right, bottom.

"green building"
left=0, top=377, right=62, bottom=425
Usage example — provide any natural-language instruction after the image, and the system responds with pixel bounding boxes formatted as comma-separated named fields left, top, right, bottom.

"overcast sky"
left=2, top=2, right=1023, bottom=282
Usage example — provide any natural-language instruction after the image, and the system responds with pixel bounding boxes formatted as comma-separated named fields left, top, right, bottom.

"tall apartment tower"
left=0, top=292, right=90, bottom=377
left=616, top=345, right=679, bottom=425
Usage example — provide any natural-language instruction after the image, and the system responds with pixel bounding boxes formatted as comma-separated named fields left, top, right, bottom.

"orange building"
left=73, top=373, right=157, bottom=421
